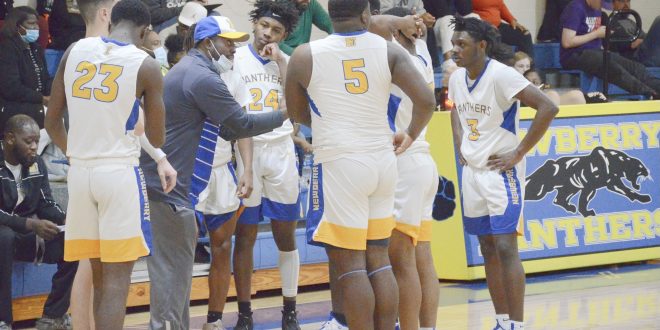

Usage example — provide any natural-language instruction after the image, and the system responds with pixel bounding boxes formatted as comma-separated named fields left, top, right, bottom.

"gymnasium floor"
left=117, top=261, right=660, bottom=330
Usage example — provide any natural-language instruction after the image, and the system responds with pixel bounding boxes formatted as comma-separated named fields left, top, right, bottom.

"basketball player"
left=286, top=1, right=436, bottom=328
left=229, top=1, right=302, bottom=329
left=44, top=0, right=166, bottom=329
left=448, top=16, right=558, bottom=330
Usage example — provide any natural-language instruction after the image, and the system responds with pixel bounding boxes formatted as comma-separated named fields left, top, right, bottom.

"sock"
left=495, top=314, right=509, bottom=328
left=278, top=250, right=300, bottom=297
left=207, top=311, right=222, bottom=323
left=238, top=301, right=252, bottom=315
left=420, top=328, right=435, bottom=330
left=283, top=299, right=296, bottom=313
left=510, top=321, right=524, bottom=330
left=331, top=311, right=347, bottom=326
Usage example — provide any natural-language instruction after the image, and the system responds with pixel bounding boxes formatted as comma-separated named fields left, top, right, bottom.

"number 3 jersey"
left=232, top=45, right=293, bottom=143
left=64, top=37, right=148, bottom=161
left=448, top=59, right=530, bottom=169
left=307, top=31, right=392, bottom=163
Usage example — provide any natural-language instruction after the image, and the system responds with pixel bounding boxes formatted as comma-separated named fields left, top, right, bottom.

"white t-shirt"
left=5, top=162, right=24, bottom=206
left=448, top=59, right=530, bottom=169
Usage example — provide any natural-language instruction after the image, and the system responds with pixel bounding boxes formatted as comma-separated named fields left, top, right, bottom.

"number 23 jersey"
left=448, top=59, right=530, bottom=169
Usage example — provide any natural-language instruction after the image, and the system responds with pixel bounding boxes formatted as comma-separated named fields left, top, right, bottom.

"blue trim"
left=333, top=29, right=367, bottom=36
left=500, top=102, right=518, bottom=135
left=227, top=163, right=238, bottom=184
left=101, top=37, right=129, bottom=46
left=387, top=94, right=402, bottom=132
left=238, top=206, right=263, bottom=225
left=125, top=99, right=140, bottom=132
left=465, top=58, right=491, bottom=93
left=306, top=164, right=324, bottom=247
left=262, top=197, right=300, bottom=221
left=248, top=44, right=271, bottom=65
left=462, top=215, right=491, bottom=236
left=204, top=211, right=236, bottom=232
left=189, top=120, right=219, bottom=206
left=489, top=168, right=522, bottom=233
left=133, top=167, right=152, bottom=252
left=416, top=55, right=428, bottom=67
left=305, top=91, right=321, bottom=117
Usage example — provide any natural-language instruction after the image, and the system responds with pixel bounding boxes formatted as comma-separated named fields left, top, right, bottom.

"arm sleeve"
left=35, top=159, right=66, bottom=225
left=456, top=0, right=472, bottom=16
left=495, top=66, right=531, bottom=103
left=499, top=0, right=515, bottom=24
left=190, top=74, right=284, bottom=139
left=311, top=0, right=334, bottom=34
left=0, top=42, right=45, bottom=104
left=144, top=0, right=182, bottom=26
left=139, top=134, right=167, bottom=162
left=0, top=210, right=28, bottom=232
left=560, top=3, right=581, bottom=31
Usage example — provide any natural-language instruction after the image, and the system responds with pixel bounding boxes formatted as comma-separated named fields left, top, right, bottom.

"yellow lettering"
left=576, top=126, right=600, bottom=153
left=556, top=217, right=583, bottom=247
left=631, top=210, right=655, bottom=239
left=619, top=122, right=643, bottom=150
left=554, top=127, right=578, bottom=154
left=584, top=215, right=610, bottom=244
left=654, top=209, right=660, bottom=237
left=517, top=234, right=530, bottom=251
left=608, top=212, right=632, bottom=241
left=599, top=124, right=622, bottom=149
left=639, top=121, right=660, bottom=148
left=527, top=220, right=558, bottom=249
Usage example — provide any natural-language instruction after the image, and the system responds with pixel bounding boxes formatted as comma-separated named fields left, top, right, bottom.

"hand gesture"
left=401, top=15, right=424, bottom=40
left=157, top=157, right=177, bottom=193
left=393, top=131, right=414, bottom=155
left=486, top=150, right=523, bottom=172
left=420, top=12, right=436, bottom=29
left=261, top=43, right=285, bottom=62
left=236, top=171, right=254, bottom=199
left=28, top=218, right=60, bottom=240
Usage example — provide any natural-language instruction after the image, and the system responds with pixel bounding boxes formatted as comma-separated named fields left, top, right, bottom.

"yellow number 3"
left=467, top=119, right=480, bottom=141
left=72, top=61, right=123, bottom=102
left=343, top=59, right=369, bottom=94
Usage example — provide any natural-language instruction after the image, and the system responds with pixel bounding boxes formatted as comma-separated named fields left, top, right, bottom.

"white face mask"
left=154, top=47, right=168, bottom=67
left=208, top=41, right=233, bottom=73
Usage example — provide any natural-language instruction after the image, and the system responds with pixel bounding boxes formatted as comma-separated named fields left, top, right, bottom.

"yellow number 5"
left=467, top=119, right=480, bottom=141
left=343, top=59, right=368, bottom=94
left=72, top=61, right=123, bottom=102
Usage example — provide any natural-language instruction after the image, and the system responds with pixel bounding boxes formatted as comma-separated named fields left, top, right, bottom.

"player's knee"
left=493, top=238, right=517, bottom=259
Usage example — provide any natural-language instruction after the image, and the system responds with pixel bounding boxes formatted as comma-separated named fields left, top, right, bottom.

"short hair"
left=4, top=114, right=38, bottom=137
left=77, top=0, right=114, bottom=24
left=382, top=6, right=409, bottom=18
left=451, top=15, right=500, bottom=55
left=491, top=43, right=515, bottom=65
left=328, top=0, right=369, bottom=22
left=165, top=33, right=184, bottom=64
left=0, top=6, right=37, bottom=40
left=368, top=0, right=380, bottom=13
left=111, top=0, right=151, bottom=27
left=250, top=0, right=300, bottom=33
left=513, top=51, right=533, bottom=65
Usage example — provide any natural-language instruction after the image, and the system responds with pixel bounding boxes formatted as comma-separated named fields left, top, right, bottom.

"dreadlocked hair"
left=450, top=15, right=501, bottom=57
left=250, top=0, right=300, bottom=33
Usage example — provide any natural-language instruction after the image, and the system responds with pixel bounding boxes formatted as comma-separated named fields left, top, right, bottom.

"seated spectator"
left=382, top=0, right=439, bottom=67
left=0, top=115, right=78, bottom=330
left=175, top=1, right=207, bottom=36
left=609, top=0, right=660, bottom=67
left=473, top=0, right=534, bottom=56
left=141, top=29, right=169, bottom=69
left=538, top=0, right=573, bottom=42
left=560, top=0, right=660, bottom=97
left=45, top=0, right=85, bottom=77
left=279, top=0, right=328, bottom=55
left=145, top=0, right=207, bottom=33
left=164, top=33, right=185, bottom=67
left=0, top=7, right=50, bottom=134
left=431, top=0, right=475, bottom=63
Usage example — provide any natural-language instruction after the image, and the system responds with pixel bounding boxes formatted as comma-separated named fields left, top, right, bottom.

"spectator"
left=0, top=115, right=78, bottom=330
left=382, top=0, right=439, bottom=67
left=609, top=0, right=660, bottom=67
left=46, top=0, right=85, bottom=77
left=144, top=0, right=206, bottom=33
left=164, top=33, right=185, bottom=67
left=279, top=0, right=332, bottom=55
left=538, top=0, right=573, bottom=42
left=175, top=1, right=207, bottom=36
left=0, top=6, right=50, bottom=134
left=560, top=0, right=660, bottom=97
left=473, top=0, right=534, bottom=56
left=426, top=0, right=474, bottom=65
left=0, top=0, right=11, bottom=20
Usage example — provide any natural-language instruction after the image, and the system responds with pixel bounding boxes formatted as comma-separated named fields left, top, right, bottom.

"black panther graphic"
left=525, top=146, right=651, bottom=217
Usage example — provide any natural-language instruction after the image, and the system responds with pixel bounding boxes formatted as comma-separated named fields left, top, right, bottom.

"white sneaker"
left=0, top=321, right=11, bottom=330
left=319, top=316, right=347, bottom=330
left=202, top=320, right=225, bottom=330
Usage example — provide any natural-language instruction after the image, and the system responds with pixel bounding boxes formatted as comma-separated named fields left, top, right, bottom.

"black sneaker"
left=281, top=310, right=301, bottom=330
left=234, top=312, right=253, bottom=330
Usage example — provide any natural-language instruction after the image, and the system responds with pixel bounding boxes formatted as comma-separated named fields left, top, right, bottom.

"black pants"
left=537, top=0, right=573, bottom=42
left=426, top=27, right=441, bottom=68
left=563, top=49, right=660, bottom=96
left=636, top=17, right=660, bottom=67
left=0, top=226, right=78, bottom=324
left=499, top=22, right=534, bottom=56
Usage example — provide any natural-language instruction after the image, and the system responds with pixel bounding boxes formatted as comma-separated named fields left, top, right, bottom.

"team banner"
left=463, top=111, right=660, bottom=266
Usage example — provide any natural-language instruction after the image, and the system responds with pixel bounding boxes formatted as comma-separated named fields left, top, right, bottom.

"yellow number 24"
left=342, top=59, right=369, bottom=94
left=72, top=61, right=123, bottom=102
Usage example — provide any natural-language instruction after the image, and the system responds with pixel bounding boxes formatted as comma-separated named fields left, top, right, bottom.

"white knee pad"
left=278, top=249, right=300, bottom=297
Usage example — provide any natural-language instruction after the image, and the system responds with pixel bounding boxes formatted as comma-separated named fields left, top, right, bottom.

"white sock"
left=278, top=249, right=300, bottom=297
left=420, top=327, right=435, bottom=330
left=510, top=320, right=524, bottom=330
left=495, top=314, right=510, bottom=328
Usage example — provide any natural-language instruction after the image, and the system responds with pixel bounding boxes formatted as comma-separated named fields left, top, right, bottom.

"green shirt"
left=280, top=0, right=334, bottom=55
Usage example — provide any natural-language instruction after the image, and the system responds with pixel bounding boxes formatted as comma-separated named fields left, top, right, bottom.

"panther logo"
left=525, top=147, right=651, bottom=217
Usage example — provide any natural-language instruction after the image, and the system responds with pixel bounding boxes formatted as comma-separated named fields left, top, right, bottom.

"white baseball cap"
left=178, top=2, right=208, bottom=27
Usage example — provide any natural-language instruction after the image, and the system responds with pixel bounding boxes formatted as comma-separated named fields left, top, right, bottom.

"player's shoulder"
left=448, top=67, right=466, bottom=87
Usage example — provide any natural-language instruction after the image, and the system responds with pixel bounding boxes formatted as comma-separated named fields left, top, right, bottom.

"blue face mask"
left=20, top=27, right=39, bottom=43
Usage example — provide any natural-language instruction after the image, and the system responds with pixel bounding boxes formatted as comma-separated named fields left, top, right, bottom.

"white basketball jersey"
left=307, top=31, right=392, bottom=163
left=388, top=39, right=435, bottom=155
left=211, top=69, right=251, bottom=167
left=232, top=45, right=293, bottom=143
left=448, top=59, right=530, bottom=169
left=64, top=37, right=148, bottom=161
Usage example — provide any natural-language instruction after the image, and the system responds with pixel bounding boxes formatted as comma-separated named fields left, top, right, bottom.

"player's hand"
left=420, top=12, right=436, bottom=29
left=237, top=171, right=253, bottom=199
left=393, top=131, right=414, bottom=155
left=42, top=96, right=50, bottom=106
left=487, top=149, right=524, bottom=172
left=261, top=43, right=285, bottom=63
left=28, top=218, right=60, bottom=240
left=456, top=148, right=467, bottom=166
left=157, top=157, right=177, bottom=193
left=401, top=15, right=424, bottom=41
left=300, top=140, right=314, bottom=153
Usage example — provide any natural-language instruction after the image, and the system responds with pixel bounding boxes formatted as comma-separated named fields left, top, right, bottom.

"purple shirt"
left=560, top=0, right=603, bottom=65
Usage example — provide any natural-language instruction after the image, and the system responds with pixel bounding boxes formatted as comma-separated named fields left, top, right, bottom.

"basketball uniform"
left=389, top=39, right=438, bottom=244
left=63, top=37, right=151, bottom=262
left=306, top=31, right=397, bottom=250
left=190, top=69, right=251, bottom=232
left=448, top=59, right=530, bottom=236
left=232, top=45, right=300, bottom=224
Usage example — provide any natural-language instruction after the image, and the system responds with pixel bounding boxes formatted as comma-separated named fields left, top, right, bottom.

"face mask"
left=208, top=41, right=233, bottom=73
left=20, top=27, right=39, bottom=43
left=154, top=47, right=168, bottom=67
